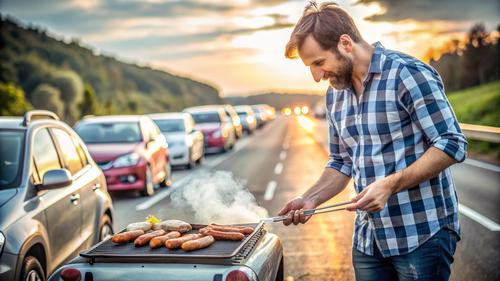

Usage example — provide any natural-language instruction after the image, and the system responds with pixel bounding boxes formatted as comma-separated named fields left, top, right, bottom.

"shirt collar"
left=367, top=41, right=385, bottom=74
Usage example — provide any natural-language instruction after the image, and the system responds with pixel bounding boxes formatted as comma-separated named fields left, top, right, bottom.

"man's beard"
left=327, top=53, right=353, bottom=90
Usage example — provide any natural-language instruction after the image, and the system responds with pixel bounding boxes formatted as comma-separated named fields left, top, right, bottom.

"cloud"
left=356, top=0, right=499, bottom=23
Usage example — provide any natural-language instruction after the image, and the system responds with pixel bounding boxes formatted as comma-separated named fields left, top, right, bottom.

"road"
left=110, top=115, right=500, bottom=281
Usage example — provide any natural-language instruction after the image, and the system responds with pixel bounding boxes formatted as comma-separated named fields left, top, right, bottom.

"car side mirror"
left=40, top=169, right=73, bottom=190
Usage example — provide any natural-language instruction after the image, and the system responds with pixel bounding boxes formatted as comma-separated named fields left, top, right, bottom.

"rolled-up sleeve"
left=324, top=89, right=353, bottom=176
left=397, top=64, right=467, bottom=162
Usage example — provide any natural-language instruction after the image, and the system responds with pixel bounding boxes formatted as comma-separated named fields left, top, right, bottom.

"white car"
left=150, top=113, right=204, bottom=169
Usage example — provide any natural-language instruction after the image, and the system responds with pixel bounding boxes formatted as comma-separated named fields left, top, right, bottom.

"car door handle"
left=70, top=194, right=80, bottom=205
left=92, top=183, right=101, bottom=191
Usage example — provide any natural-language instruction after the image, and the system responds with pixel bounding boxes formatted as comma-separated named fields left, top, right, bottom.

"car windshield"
left=76, top=122, right=142, bottom=143
left=153, top=119, right=185, bottom=132
left=190, top=112, right=221, bottom=123
left=0, top=130, right=25, bottom=189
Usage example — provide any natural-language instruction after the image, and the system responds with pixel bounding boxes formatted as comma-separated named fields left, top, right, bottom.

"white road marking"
left=274, top=162, right=283, bottom=175
left=280, top=151, right=287, bottom=161
left=264, top=181, right=277, bottom=201
left=459, top=203, right=500, bottom=231
left=463, top=158, right=500, bottom=173
left=135, top=174, right=192, bottom=211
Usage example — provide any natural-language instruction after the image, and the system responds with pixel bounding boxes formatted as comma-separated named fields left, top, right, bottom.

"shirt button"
left=361, top=179, right=367, bottom=186
left=357, top=115, right=362, bottom=120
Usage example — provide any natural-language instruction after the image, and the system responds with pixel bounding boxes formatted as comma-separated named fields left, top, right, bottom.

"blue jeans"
left=353, top=228, right=458, bottom=281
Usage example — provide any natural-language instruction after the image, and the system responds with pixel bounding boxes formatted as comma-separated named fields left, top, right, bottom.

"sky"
left=1, top=0, right=498, bottom=96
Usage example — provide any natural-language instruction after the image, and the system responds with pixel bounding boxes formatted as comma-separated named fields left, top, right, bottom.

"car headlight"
left=113, top=152, right=140, bottom=168
left=0, top=232, right=5, bottom=257
left=212, top=130, right=221, bottom=138
left=246, top=116, right=254, bottom=124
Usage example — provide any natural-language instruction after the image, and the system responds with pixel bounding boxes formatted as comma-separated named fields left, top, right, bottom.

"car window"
left=76, top=122, right=142, bottom=143
left=0, top=130, right=25, bottom=189
left=33, top=128, right=62, bottom=181
left=190, top=112, right=221, bottom=123
left=72, top=135, right=89, bottom=167
left=153, top=119, right=185, bottom=133
left=51, top=128, right=84, bottom=175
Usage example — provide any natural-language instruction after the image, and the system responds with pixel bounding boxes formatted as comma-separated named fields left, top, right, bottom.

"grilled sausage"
left=134, top=229, right=166, bottom=247
left=165, top=233, right=202, bottom=250
left=126, top=222, right=153, bottom=232
left=181, top=235, right=215, bottom=251
left=149, top=231, right=181, bottom=249
left=111, top=230, right=145, bottom=244
left=202, top=229, right=245, bottom=241
left=208, top=224, right=254, bottom=235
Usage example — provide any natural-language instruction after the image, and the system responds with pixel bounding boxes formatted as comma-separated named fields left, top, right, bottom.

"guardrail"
left=460, top=123, right=500, bottom=143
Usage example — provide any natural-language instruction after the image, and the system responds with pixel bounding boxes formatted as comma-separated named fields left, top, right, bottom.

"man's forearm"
left=302, top=168, right=351, bottom=206
left=388, top=147, right=458, bottom=194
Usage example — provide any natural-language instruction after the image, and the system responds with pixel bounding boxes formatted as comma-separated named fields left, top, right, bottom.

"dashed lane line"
left=264, top=181, right=277, bottom=201
left=459, top=203, right=500, bottom=231
left=280, top=151, right=287, bottom=161
left=274, top=162, right=283, bottom=175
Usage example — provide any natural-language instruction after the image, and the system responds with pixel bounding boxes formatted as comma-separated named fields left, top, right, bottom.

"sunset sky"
left=1, top=0, right=498, bottom=96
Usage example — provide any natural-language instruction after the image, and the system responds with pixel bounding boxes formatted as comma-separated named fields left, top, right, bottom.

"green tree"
left=31, top=83, right=64, bottom=118
left=0, top=83, right=32, bottom=116
left=79, top=84, right=98, bottom=117
left=50, top=70, right=83, bottom=122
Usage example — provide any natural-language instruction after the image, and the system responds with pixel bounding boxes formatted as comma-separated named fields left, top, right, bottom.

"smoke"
left=169, top=170, right=268, bottom=224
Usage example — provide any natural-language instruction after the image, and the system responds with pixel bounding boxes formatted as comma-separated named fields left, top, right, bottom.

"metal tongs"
left=260, top=200, right=351, bottom=223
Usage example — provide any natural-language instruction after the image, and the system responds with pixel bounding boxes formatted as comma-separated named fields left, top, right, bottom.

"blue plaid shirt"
left=325, top=42, right=467, bottom=257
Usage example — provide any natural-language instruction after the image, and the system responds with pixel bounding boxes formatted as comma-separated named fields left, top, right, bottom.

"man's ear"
left=338, top=34, right=353, bottom=53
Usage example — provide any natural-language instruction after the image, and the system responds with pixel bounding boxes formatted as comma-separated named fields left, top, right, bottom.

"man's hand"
left=346, top=174, right=400, bottom=212
left=277, top=196, right=318, bottom=225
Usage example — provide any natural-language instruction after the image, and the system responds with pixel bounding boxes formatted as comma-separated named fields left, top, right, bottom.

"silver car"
left=0, top=110, right=114, bottom=281
left=150, top=112, right=204, bottom=169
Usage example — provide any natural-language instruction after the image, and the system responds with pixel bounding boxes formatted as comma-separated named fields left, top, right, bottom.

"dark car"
left=184, top=106, right=236, bottom=153
left=0, top=110, right=114, bottom=281
left=74, top=115, right=171, bottom=197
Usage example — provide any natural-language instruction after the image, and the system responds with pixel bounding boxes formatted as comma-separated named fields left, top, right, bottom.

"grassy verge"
left=447, top=81, right=500, bottom=163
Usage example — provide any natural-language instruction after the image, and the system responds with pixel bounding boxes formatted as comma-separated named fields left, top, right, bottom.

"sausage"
left=165, top=233, right=202, bottom=250
left=134, top=229, right=166, bottom=247
left=202, top=228, right=245, bottom=241
left=208, top=224, right=254, bottom=235
left=149, top=231, right=181, bottom=249
left=181, top=235, right=215, bottom=251
left=111, top=230, right=145, bottom=244
left=126, top=222, right=153, bottom=232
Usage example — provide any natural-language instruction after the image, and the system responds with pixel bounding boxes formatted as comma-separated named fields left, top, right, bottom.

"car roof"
left=78, top=115, right=144, bottom=124
left=149, top=112, right=188, bottom=120
left=0, top=117, right=25, bottom=129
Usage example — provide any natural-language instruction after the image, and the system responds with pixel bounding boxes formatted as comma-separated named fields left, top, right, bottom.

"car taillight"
left=225, top=270, right=251, bottom=281
left=60, top=268, right=81, bottom=281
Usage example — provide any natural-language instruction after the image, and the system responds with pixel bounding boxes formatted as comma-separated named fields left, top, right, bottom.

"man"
left=278, top=2, right=467, bottom=280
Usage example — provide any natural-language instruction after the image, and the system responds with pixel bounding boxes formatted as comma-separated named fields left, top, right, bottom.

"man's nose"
left=310, top=67, right=324, bottom=83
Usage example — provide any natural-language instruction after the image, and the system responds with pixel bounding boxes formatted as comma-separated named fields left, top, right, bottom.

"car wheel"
left=99, top=214, right=114, bottom=242
left=161, top=162, right=173, bottom=187
left=21, top=256, right=45, bottom=281
left=141, top=166, right=155, bottom=196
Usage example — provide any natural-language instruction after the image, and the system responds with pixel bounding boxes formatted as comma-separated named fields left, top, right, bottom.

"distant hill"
left=0, top=16, right=222, bottom=121
left=224, top=92, right=323, bottom=110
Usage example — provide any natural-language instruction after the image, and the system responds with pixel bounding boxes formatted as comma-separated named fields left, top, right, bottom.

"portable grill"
left=80, top=222, right=265, bottom=266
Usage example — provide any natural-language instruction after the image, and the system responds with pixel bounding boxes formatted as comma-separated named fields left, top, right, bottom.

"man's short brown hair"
left=285, top=2, right=362, bottom=59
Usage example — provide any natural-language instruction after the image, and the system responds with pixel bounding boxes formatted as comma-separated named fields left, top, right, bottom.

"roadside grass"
left=447, top=81, right=500, bottom=163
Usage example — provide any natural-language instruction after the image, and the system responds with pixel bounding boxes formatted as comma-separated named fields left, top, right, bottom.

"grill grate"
left=80, top=222, right=264, bottom=264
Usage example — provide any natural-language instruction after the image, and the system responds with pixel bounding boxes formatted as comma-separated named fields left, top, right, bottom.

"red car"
left=75, top=115, right=172, bottom=196
left=184, top=106, right=236, bottom=153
